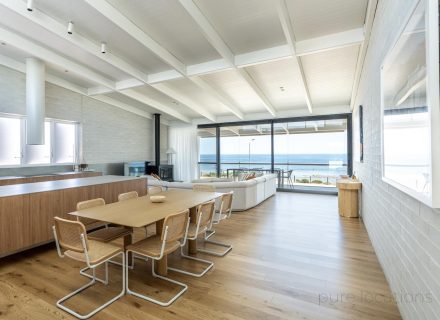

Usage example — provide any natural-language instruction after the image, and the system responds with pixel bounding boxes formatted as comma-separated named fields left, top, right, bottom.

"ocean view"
left=199, top=153, right=348, bottom=177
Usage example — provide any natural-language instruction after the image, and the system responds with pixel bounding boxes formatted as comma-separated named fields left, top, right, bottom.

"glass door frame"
left=198, top=113, right=353, bottom=190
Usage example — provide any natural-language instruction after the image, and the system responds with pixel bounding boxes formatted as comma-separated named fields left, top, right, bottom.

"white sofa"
left=145, top=174, right=277, bottom=211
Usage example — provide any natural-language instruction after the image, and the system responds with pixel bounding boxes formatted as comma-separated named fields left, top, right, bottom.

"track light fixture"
left=67, top=21, right=74, bottom=34
left=101, top=42, right=107, bottom=54
left=27, top=0, right=34, bottom=12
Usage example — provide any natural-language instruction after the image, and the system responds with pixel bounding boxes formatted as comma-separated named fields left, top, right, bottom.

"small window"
left=53, top=122, right=77, bottom=164
left=24, top=121, right=51, bottom=165
left=0, top=117, right=21, bottom=165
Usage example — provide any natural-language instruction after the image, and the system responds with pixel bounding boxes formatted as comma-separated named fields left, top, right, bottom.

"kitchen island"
left=0, top=175, right=147, bottom=257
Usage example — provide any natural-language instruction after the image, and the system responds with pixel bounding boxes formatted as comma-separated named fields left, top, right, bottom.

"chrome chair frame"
left=52, top=226, right=125, bottom=320
left=125, top=218, right=190, bottom=306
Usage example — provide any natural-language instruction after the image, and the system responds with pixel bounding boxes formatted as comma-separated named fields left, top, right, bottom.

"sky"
left=200, top=132, right=347, bottom=155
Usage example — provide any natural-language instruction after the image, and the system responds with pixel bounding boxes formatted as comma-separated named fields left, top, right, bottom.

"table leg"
left=188, top=206, right=198, bottom=254
left=123, top=228, right=133, bottom=263
left=155, top=219, right=168, bottom=276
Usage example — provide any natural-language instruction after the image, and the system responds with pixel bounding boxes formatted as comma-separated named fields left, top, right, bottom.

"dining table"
left=69, top=188, right=223, bottom=276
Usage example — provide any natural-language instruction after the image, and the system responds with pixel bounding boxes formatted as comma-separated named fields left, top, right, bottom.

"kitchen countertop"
left=0, top=175, right=146, bottom=197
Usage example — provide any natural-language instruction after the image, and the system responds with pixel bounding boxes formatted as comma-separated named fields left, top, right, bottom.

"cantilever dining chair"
left=148, top=186, right=164, bottom=195
left=168, top=200, right=215, bottom=277
left=125, top=209, right=190, bottom=306
left=76, top=198, right=131, bottom=279
left=52, top=217, right=125, bottom=319
left=118, top=190, right=138, bottom=201
left=198, top=191, right=234, bottom=257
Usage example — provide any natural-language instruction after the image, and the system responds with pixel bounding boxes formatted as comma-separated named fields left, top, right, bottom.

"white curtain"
left=169, top=125, right=199, bottom=182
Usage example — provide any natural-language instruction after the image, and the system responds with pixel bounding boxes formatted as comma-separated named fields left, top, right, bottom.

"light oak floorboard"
left=0, top=192, right=401, bottom=319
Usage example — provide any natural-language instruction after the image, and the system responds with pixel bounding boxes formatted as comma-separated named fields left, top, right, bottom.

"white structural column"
left=178, top=0, right=277, bottom=117
left=277, top=0, right=313, bottom=114
left=26, top=57, right=45, bottom=145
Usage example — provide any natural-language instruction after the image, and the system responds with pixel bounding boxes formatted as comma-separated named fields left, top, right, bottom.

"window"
left=53, top=122, right=77, bottom=164
left=0, top=114, right=78, bottom=166
left=0, top=117, right=21, bottom=165
left=24, top=121, right=51, bottom=165
left=198, top=128, right=217, bottom=178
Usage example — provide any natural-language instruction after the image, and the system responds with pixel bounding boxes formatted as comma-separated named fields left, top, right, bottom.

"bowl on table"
left=150, top=195, right=166, bottom=203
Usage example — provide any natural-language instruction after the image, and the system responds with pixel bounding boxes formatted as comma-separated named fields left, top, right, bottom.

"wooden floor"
left=0, top=192, right=401, bottom=320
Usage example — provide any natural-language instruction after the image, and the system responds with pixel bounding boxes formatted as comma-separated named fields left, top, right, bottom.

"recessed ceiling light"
left=27, top=0, right=34, bottom=12
left=67, top=21, right=74, bottom=34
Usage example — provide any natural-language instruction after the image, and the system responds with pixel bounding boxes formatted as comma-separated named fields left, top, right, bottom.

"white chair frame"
left=168, top=204, right=214, bottom=277
left=198, top=193, right=233, bottom=257
left=125, top=219, right=190, bottom=307
left=52, top=226, right=125, bottom=320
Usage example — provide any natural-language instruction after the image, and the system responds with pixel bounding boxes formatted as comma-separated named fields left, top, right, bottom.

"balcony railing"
left=198, top=161, right=348, bottom=188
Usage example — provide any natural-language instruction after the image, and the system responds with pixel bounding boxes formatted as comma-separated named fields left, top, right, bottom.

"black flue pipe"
left=154, top=113, right=160, bottom=166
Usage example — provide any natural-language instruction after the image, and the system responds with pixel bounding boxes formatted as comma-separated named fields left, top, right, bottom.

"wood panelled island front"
left=0, top=175, right=147, bottom=257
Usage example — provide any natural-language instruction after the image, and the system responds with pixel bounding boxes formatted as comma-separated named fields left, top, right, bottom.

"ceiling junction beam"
left=178, top=0, right=277, bottom=117
left=277, top=0, right=313, bottom=114
left=84, top=0, right=242, bottom=120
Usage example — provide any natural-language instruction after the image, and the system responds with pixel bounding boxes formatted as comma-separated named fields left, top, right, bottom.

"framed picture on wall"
left=359, top=105, right=364, bottom=162
left=380, top=0, right=440, bottom=208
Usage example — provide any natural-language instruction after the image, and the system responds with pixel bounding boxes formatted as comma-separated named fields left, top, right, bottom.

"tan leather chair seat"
left=65, top=240, right=122, bottom=265
left=126, top=235, right=180, bottom=258
left=88, top=226, right=131, bottom=242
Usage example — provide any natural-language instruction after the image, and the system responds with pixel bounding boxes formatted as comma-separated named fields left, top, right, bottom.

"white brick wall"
left=354, top=1, right=440, bottom=319
left=0, top=64, right=167, bottom=164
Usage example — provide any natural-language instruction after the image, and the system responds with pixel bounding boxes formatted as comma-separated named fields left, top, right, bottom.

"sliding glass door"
left=274, top=119, right=348, bottom=191
left=220, top=124, right=271, bottom=178
left=197, top=114, right=352, bottom=193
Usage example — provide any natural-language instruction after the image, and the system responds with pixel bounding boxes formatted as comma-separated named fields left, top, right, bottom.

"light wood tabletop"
left=69, top=188, right=223, bottom=276
left=69, top=188, right=223, bottom=228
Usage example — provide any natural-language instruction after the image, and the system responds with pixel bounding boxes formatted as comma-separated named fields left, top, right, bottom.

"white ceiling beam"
left=189, top=77, right=244, bottom=119
left=0, top=53, right=86, bottom=95
left=277, top=0, right=313, bottom=114
left=120, top=89, right=191, bottom=123
left=147, top=29, right=364, bottom=84
left=295, top=28, right=364, bottom=56
left=84, top=0, right=244, bottom=120
left=236, top=68, right=277, bottom=116
left=178, top=0, right=277, bottom=117
left=0, top=54, right=155, bottom=119
left=350, top=0, right=378, bottom=110
left=178, top=0, right=234, bottom=65
left=84, top=0, right=186, bottom=75
left=0, top=26, right=116, bottom=89
left=0, top=0, right=149, bottom=83
left=92, top=95, right=152, bottom=119
left=152, top=83, right=216, bottom=122
left=2, top=0, right=212, bottom=120
left=235, top=45, right=292, bottom=68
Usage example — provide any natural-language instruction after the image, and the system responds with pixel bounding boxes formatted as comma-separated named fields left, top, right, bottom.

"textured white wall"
left=353, top=0, right=440, bottom=319
left=0, top=64, right=168, bottom=165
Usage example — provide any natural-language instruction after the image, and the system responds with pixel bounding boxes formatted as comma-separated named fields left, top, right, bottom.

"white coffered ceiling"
left=0, top=0, right=376, bottom=124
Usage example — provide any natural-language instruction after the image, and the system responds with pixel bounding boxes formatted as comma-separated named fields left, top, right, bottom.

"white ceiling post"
left=277, top=0, right=313, bottom=114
